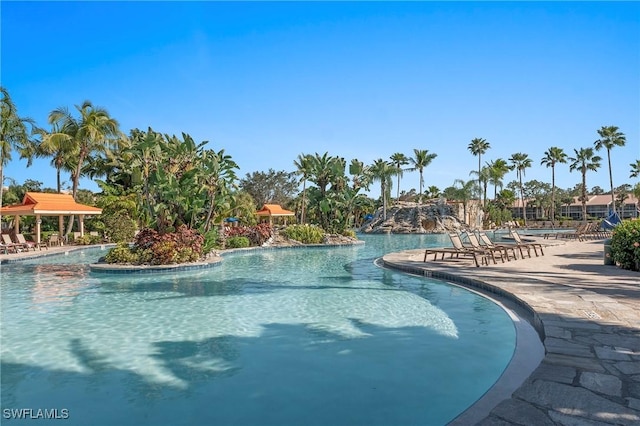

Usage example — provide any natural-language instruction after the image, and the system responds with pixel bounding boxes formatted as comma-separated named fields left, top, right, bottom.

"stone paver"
left=382, top=236, right=640, bottom=425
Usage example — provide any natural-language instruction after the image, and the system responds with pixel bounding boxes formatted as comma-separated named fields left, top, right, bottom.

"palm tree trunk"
left=301, top=180, right=306, bottom=224
left=551, top=166, right=555, bottom=226
left=582, top=173, right=587, bottom=221
left=519, top=174, right=526, bottom=226
left=607, top=150, right=615, bottom=215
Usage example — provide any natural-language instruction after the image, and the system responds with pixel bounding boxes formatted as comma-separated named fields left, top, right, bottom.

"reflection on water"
left=30, top=264, right=97, bottom=310
left=1, top=237, right=516, bottom=426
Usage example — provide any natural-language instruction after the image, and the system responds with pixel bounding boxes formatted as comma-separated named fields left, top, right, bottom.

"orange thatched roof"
left=0, top=192, right=102, bottom=216
left=255, top=204, right=295, bottom=217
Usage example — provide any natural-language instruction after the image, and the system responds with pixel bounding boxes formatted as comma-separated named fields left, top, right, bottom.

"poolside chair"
left=15, top=233, right=48, bottom=251
left=0, top=240, right=19, bottom=254
left=2, top=234, right=27, bottom=252
left=509, top=230, right=544, bottom=257
left=465, top=232, right=517, bottom=263
left=448, top=232, right=495, bottom=266
left=477, top=231, right=526, bottom=260
left=459, top=232, right=508, bottom=264
left=423, top=233, right=488, bottom=267
left=554, top=222, right=589, bottom=241
left=48, top=234, right=62, bottom=247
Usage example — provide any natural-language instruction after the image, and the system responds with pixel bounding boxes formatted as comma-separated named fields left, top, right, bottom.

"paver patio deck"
left=383, top=236, right=640, bottom=425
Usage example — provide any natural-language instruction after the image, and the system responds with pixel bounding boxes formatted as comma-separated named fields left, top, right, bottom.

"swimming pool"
left=1, top=234, right=516, bottom=425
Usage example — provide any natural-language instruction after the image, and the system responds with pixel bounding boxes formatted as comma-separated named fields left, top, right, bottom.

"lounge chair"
left=462, top=232, right=509, bottom=263
left=448, top=232, right=495, bottom=266
left=48, top=234, right=62, bottom=247
left=0, top=240, right=19, bottom=254
left=15, top=233, right=48, bottom=251
left=424, top=233, right=490, bottom=267
left=552, top=222, right=589, bottom=241
left=477, top=232, right=526, bottom=260
left=509, top=230, right=544, bottom=256
left=2, top=234, right=27, bottom=252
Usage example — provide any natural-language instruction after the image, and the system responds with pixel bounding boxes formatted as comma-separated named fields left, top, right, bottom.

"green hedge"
left=282, top=224, right=324, bottom=244
left=610, top=219, right=640, bottom=271
left=226, top=236, right=250, bottom=249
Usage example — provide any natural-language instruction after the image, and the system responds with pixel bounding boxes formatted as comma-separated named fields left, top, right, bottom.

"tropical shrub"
left=610, top=220, right=640, bottom=271
left=103, top=211, right=137, bottom=243
left=201, top=228, right=220, bottom=254
left=224, top=223, right=273, bottom=246
left=104, top=243, right=137, bottom=264
left=342, top=229, right=356, bottom=238
left=226, top=236, right=250, bottom=249
left=282, top=224, right=324, bottom=244
left=74, top=235, right=102, bottom=245
left=104, top=225, right=204, bottom=265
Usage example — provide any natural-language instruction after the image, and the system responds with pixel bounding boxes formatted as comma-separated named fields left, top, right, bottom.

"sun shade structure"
left=0, top=192, right=102, bottom=244
left=255, top=204, right=295, bottom=224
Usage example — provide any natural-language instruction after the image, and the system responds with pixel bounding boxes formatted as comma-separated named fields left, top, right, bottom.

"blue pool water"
left=1, top=234, right=515, bottom=426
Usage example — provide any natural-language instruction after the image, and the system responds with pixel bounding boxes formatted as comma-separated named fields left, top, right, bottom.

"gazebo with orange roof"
left=255, top=204, right=295, bottom=225
left=0, top=192, right=102, bottom=244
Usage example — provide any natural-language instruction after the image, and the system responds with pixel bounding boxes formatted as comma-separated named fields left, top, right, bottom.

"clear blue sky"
left=2, top=1, right=639, bottom=198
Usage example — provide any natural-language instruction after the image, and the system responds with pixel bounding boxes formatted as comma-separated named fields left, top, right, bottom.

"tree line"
left=2, top=86, right=639, bottom=238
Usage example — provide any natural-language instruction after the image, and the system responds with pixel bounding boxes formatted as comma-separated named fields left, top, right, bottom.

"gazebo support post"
left=14, top=215, right=21, bottom=235
left=79, top=214, right=85, bottom=237
left=35, top=214, right=42, bottom=244
left=59, top=215, right=64, bottom=244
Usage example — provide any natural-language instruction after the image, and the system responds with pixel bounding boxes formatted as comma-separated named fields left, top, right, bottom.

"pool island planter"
left=89, top=238, right=365, bottom=274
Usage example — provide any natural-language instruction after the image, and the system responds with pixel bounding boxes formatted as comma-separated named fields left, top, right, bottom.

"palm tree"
left=469, top=166, right=490, bottom=207
left=389, top=152, right=409, bottom=204
left=48, top=101, right=121, bottom=200
left=594, top=126, right=626, bottom=214
left=509, top=152, right=532, bottom=225
left=294, top=153, right=313, bottom=224
left=540, top=147, right=568, bottom=225
left=0, top=87, right=36, bottom=221
left=629, top=159, right=640, bottom=179
left=451, top=179, right=476, bottom=226
left=48, top=101, right=121, bottom=236
left=370, top=159, right=396, bottom=220
left=569, top=148, right=601, bottom=221
left=34, top=123, right=79, bottom=193
left=468, top=138, right=490, bottom=205
left=426, top=185, right=440, bottom=199
left=408, top=149, right=437, bottom=204
left=487, top=158, right=510, bottom=200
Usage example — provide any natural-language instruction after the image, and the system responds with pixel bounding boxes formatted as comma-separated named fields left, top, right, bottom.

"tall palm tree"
left=34, top=123, right=78, bottom=193
left=389, top=152, right=409, bottom=204
left=631, top=160, right=640, bottom=179
left=408, top=149, right=437, bottom=204
left=540, top=147, right=568, bottom=225
left=469, top=166, right=490, bottom=207
left=452, top=179, right=476, bottom=226
left=509, top=152, right=532, bottom=225
left=0, top=87, right=36, bottom=220
left=48, top=101, right=121, bottom=200
left=569, top=148, right=601, bottom=221
left=594, top=126, right=626, bottom=214
left=48, top=101, right=121, bottom=236
left=468, top=138, right=490, bottom=206
left=370, top=159, right=396, bottom=220
left=294, top=153, right=313, bottom=224
left=487, top=158, right=510, bottom=200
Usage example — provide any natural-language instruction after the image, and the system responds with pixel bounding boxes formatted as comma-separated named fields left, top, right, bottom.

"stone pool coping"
left=382, top=236, right=640, bottom=425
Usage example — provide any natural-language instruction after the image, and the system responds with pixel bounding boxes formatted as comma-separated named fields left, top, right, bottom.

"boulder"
left=360, top=201, right=468, bottom=234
